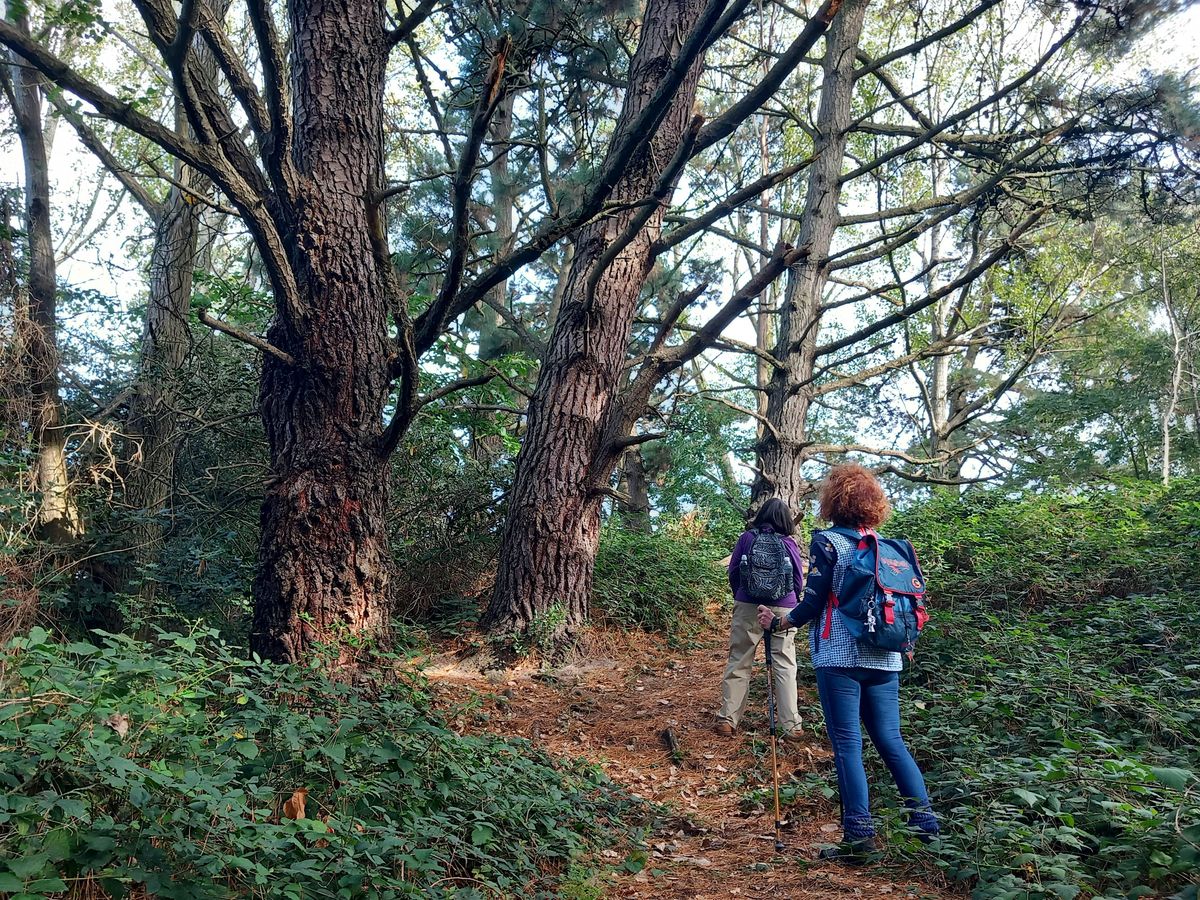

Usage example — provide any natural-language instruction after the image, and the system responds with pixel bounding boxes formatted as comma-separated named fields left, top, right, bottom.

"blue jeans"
left=815, top=667, right=938, bottom=840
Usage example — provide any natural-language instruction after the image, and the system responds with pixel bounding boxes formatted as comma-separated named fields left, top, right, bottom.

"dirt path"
left=422, top=613, right=949, bottom=899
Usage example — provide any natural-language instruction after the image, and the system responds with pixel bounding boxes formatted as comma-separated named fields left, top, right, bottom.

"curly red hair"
left=818, top=464, right=891, bottom=529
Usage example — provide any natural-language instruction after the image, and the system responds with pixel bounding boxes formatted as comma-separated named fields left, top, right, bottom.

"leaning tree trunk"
left=485, top=0, right=711, bottom=641
left=249, top=0, right=393, bottom=664
left=753, top=0, right=868, bottom=505
left=5, top=18, right=82, bottom=543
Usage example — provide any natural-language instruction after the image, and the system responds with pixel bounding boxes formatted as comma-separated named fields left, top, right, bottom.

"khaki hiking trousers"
left=716, top=601, right=801, bottom=736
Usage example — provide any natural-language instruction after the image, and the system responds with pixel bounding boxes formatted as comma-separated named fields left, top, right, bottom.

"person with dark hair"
left=715, top=497, right=804, bottom=741
left=756, top=464, right=939, bottom=862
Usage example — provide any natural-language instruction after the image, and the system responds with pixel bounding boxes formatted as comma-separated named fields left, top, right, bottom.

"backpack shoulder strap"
left=816, top=529, right=857, bottom=596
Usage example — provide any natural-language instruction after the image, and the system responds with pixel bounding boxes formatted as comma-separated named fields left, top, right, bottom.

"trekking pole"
left=763, top=622, right=786, bottom=853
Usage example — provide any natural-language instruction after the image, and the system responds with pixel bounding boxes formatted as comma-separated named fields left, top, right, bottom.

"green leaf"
left=233, top=740, right=259, bottom=759
left=1011, top=788, right=1040, bottom=807
left=1150, top=767, right=1193, bottom=790
left=0, top=873, right=22, bottom=892
left=1149, top=850, right=1173, bottom=866
left=8, top=853, right=48, bottom=879
left=42, top=829, right=71, bottom=861
left=471, top=824, right=494, bottom=846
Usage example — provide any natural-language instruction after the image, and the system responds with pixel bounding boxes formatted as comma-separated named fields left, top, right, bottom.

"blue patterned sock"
left=908, top=809, right=939, bottom=835
left=843, top=814, right=876, bottom=841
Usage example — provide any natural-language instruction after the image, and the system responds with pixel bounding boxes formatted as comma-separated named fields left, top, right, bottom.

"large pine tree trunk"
left=753, top=0, right=868, bottom=504
left=5, top=17, right=82, bottom=543
left=485, top=0, right=711, bottom=640
left=249, top=0, right=393, bottom=663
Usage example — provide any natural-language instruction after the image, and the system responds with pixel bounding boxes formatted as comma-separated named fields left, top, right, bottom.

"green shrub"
left=591, top=515, right=730, bottom=638
left=0, top=628, right=641, bottom=899
left=870, top=480, right=1200, bottom=899
left=891, top=479, right=1200, bottom=611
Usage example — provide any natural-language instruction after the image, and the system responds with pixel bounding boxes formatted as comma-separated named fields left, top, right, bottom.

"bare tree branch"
left=816, top=209, right=1044, bottom=359
left=198, top=307, right=296, bottom=366
left=0, top=19, right=210, bottom=171
left=386, top=0, right=440, bottom=47
left=414, top=35, right=511, bottom=350
left=45, top=92, right=163, bottom=220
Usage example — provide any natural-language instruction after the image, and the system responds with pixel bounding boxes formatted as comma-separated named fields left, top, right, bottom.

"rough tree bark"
left=249, top=0, right=394, bottom=663
left=484, top=0, right=714, bottom=639
left=2, top=14, right=82, bottom=543
left=753, top=0, right=869, bottom=505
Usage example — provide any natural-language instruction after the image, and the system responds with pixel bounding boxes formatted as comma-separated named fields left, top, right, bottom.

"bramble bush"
left=0, top=627, right=642, bottom=899
left=880, top=480, right=1200, bottom=899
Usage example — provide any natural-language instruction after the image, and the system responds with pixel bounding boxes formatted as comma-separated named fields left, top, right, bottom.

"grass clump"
left=0, top=627, right=641, bottom=899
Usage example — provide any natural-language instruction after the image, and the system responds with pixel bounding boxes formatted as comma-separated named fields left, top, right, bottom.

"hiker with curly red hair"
left=756, top=464, right=939, bottom=863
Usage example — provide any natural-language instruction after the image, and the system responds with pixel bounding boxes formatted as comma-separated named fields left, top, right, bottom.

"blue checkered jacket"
left=782, top=529, right=902, bottom=672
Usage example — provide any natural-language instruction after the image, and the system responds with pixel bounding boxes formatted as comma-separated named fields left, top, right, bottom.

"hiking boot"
left=713, top=721, right=735, bottom=737
left=817, top=837, right=879, bottom=866
left=781, top=730, right=805, bottom=745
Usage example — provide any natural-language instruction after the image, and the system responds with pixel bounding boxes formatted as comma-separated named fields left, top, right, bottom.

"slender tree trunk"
left=0, top=195, right=30, bottom=442
left=691, top=356, right=740, bottom=498
left=122, top=109, right=207, bottom=597
left=754, top=5, right=777, bottom=439
left=471, top=92, right=516, bottom=464
left=485, top=0, right=711, bottom=641
left=1161, top=247, right=1182, bottom=487
left=5, top=16, right=82, bottom=542
left=617, top=448, right=652, bottom=532
left=479, top=91, right=515, bottom=362
left=250, top=0, right=393, bottom=663
left=754, top=0, right=868, bottom=505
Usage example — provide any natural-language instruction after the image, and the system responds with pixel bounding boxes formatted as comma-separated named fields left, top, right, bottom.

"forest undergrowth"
left=2, top=481, right=1199, bottom=898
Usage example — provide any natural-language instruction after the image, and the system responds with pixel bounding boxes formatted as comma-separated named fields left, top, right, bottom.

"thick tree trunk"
left=485, top=0, right=710, bottom=640
left=5, top=19, right=82, bottom=542
left=753, top=0, right=868, bottom=505
left=249, top=0, right=393, bottom=663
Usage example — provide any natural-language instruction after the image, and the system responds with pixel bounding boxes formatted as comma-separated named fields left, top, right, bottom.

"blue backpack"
left=821, top=527, right=930, bottom=656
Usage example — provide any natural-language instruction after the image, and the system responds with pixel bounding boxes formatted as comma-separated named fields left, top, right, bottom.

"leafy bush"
left=872, top=480, right=1200, bottom=899
left=591, top=514, right=731, bottom=638
left=892, top=479, right=1200, bottom=611
left=0, top=628, right=641, bottom=899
